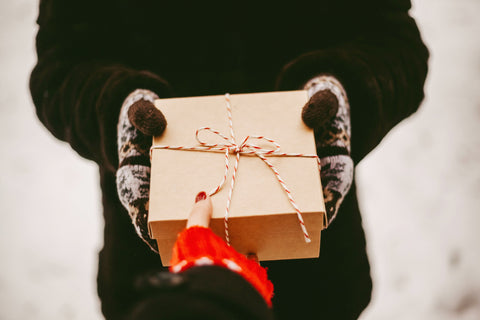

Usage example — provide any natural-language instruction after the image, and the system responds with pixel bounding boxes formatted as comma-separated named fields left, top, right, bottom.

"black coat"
left=30, top=0, right=429, bottom=319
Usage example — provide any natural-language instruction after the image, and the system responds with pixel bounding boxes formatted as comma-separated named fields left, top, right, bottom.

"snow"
left=357, top=1, right=480, bottom=319
left=0, top=0, right=479, bottom=319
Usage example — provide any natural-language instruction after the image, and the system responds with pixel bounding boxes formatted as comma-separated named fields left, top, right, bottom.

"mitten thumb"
left=128, top=98, right=166, bottom=136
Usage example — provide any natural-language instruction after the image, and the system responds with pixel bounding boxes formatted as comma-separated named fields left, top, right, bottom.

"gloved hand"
left=302, top=75, right=353, bottom=224
left=117, top=79, right=353, bottom=252
left=116, top=89, right=166, bottom=251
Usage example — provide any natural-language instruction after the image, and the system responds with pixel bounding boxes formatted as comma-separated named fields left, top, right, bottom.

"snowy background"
left=0, top=0, right=479, bottom=319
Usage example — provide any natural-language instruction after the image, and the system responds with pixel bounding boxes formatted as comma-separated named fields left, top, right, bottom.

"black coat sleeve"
left=276, top=0, right=429, bottom=162
left=127, top=266, right=274, bottom=320
left=29, top=0, right=172, bottom=172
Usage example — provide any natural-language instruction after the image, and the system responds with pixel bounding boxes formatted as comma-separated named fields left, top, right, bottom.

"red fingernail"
left=195, top=191, right=207, bottom=203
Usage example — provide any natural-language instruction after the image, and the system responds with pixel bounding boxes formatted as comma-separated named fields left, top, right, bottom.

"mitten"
left=116, top=89, right=166, bottom=251
left=302, top=75, right=353, bottom=224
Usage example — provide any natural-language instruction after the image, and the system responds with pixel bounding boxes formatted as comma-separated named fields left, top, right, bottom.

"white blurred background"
left=0, top=0, right=479, bottom=319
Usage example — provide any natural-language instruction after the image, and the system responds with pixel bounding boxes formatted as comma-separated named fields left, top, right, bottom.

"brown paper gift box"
left=148, top=90, right=326, bottom=266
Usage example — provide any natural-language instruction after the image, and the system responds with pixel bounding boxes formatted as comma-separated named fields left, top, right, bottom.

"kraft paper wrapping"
left=148, top=90, right=326, bottom=266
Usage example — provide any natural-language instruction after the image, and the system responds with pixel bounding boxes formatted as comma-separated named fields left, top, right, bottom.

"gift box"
left=148, top=90, right=326, bottom=266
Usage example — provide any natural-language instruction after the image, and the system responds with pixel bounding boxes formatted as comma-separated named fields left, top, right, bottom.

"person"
left=124, top=191, right=274, bottom=319
left=30, top=0, right=429, bottom=319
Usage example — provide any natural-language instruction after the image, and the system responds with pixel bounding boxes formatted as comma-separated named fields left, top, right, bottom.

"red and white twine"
left=150, top=93, right=320, bottom=245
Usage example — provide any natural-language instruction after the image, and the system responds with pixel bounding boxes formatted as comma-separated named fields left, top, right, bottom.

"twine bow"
left=150, top=93, right=320, bottom=245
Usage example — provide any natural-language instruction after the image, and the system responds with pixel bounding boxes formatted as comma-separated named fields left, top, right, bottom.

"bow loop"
left=196, top=127, right=233, bottom=148
left=240, top=136, right=281, bottom=155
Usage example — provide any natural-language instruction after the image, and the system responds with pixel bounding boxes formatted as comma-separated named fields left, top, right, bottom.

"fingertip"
left=186, top=192, right=212, bottom=228
left=202, top=194, right=213, bottom=215
left=195, top=191, right=207, bottom=203
left=194, top=191, right=213, bottom=218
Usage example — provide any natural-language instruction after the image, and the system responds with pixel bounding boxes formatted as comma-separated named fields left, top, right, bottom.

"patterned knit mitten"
left=116, top=89, right=166, bottom=252
left=302, top=75, right=353, bottom=224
